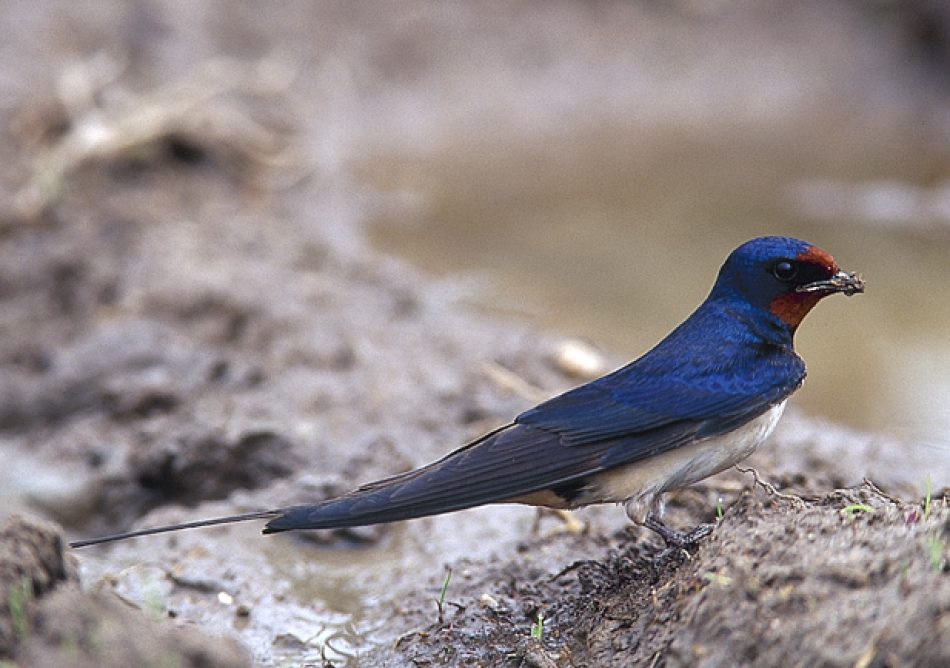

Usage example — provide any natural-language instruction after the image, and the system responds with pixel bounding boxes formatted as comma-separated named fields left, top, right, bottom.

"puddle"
left=366, top=125, right=950, bottom=459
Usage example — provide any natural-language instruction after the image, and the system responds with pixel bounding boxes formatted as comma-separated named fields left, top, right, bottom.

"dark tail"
left=68, top=509, right=283, bottom=548
left=263, top=467, right=496, bottom=534
left=71, top=421, right=609, bottom=547
left=69, top=428, right=512, bottom=548
left=263, top=422, right=606, bottom=533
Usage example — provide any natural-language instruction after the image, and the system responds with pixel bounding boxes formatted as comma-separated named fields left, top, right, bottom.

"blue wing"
left=516, top=302, right=805, bottom=454
left=265, top=302, right=804, bottom=533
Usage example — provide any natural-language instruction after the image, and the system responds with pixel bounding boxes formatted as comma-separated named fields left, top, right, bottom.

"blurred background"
left=355, top=2, right=950, bottom=453
left=4, top=0, right=949, bottom=465
left=2, top=1, right=950, bottom=663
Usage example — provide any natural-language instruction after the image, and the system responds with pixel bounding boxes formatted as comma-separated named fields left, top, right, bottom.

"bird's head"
left=709, top=236, right=865, bottom=330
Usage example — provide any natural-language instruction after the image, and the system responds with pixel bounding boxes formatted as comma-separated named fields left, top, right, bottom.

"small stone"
left=479, top=593, right=499, bottom=608
left=553, top=340, right=606, bottom=379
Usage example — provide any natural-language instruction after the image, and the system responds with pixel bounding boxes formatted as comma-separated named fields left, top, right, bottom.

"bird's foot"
left=531, top=508, right=587, bottom=537
left=644, top=517, right=714, bottom=550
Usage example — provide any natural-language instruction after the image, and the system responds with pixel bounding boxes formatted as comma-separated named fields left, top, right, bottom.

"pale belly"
left=586, top=400, right=787, bottom=523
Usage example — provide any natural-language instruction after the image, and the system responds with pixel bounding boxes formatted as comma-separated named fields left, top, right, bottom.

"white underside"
left=588, top=400, right=787, bottom=524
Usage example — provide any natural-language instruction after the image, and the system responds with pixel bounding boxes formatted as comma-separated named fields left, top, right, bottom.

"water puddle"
left=365, top=125, right=950, bottom=464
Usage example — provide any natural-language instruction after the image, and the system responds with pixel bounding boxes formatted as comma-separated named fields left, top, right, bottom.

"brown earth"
left=375, top=483, right=950, bottom=668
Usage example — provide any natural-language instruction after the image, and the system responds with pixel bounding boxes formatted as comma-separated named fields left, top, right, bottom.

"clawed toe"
left=644, top=517, right=714, bottom=550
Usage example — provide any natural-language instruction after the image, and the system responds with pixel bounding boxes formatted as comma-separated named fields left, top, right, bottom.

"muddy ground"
left=1, top=2, right=950, bottom=667
left=373, top=483, right=950, bottom=668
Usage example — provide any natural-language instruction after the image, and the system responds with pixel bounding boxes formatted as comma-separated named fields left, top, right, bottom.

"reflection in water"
left=367, top=128, right=950, bottom=458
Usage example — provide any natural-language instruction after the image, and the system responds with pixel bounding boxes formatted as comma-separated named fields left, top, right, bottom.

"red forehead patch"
left=797, top=246, right=837, bottom=273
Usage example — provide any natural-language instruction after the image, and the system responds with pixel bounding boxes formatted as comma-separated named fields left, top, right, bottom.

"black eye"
left=771, top=260, right=798, bottom=282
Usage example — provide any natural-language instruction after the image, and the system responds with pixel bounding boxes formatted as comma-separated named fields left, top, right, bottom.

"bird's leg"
left=551, top=509, right=587, bottom=535
left=531, top=508, right=586, bottom=536
left=626, top=494, right=713, bottom=549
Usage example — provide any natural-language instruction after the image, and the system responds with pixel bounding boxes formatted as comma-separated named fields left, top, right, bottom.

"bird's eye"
left=771, top=260, right=798, bottom=282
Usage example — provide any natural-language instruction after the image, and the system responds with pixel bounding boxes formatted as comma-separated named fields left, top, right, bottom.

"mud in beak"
left=796, top=270, right=866, bottom=297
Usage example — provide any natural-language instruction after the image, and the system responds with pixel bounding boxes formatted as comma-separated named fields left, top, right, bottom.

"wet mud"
left=376, top=482, right=950, bottom=667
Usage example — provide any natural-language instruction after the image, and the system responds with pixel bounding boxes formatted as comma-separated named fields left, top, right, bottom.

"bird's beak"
left=796, top=270, right=866, bottom=297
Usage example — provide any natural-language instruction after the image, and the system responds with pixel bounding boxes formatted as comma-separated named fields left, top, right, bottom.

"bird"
left=69, top=236, right=864, bottom=550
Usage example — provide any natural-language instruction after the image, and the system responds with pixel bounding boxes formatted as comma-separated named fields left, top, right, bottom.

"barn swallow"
left=70, top=236, right=864, bottom=550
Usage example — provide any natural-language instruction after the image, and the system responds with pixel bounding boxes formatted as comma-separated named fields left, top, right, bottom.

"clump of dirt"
left=0, top=514, right=249, bottom=666
left=373, top=482, right=950, bottom=667
left=0, top=515, right=77, bottom=656
left=16, top=587, right=251, bottom=668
